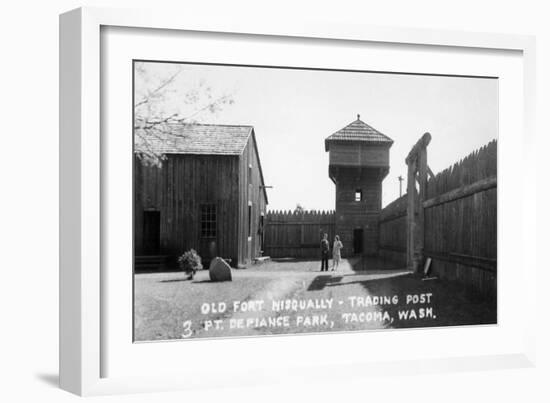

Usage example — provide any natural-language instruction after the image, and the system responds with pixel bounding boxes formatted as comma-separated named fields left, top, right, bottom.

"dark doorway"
left=353, top=228, right=363, bottom=254
left=143, top=210, right=160, bottom=255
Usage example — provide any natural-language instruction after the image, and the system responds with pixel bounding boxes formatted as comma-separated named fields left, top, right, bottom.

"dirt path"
left=134, top=258, right=496, bottom=341
left=190, top=259, right=412, bottom=338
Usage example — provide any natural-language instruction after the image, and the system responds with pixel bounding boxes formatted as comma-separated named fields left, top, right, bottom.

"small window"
left=248, top=164, right=252, bottom=185
left=355, top=189, right=362, bottom=202
left=200, top=204, right=217, bottom=238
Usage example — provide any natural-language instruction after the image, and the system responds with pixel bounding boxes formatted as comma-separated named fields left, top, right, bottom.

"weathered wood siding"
left=134, top=154, right=240, bottom=265
left=237, top=132, right=268, bottom=265
left=334, top=170, right=382, bottom=256
left=329, top=143, right=389, bottom=167
left=327, top=140, right=390, bottom=258
left=378, top=195, right=407, bottom=265
left=378, top=140, right=497, bottom=297
left=264, top=211, right=336, bottom=259
left=423, top=140, right=497, bottom=298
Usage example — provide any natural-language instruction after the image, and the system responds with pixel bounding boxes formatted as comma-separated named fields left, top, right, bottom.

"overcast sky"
left=136, top=62, right=498, bottom=211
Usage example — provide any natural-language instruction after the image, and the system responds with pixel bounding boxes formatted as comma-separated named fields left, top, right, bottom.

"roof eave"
left=325, top=138, right=394, bottom=151
left=250, top=128, right=269, bottom=205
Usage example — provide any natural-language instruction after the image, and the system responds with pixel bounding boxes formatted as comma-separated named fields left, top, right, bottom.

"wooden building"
left=325, top=115, right=393, bottom=256
left=134, top=124, right=268, bottom=268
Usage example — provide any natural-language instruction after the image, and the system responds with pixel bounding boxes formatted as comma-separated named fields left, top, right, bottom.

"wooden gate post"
left=406, top=158, right=417, bottom=269
left=405, top=132, right=431, bottom=272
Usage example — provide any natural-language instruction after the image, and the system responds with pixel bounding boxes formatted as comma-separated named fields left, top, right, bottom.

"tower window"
left=355, top=189, right=362, bottom=202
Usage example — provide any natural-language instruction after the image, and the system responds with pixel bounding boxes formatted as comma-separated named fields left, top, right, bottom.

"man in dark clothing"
left=320, top=233, right=330, bottom=271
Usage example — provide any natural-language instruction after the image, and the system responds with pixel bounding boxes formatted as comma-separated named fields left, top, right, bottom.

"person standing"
left=332, top=235, right=343, bottom=271
left=320, top=233, right=330, bottom=272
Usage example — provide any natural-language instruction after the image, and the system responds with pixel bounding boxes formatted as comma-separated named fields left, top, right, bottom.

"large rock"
left=209, top=257, right=232, bottom=282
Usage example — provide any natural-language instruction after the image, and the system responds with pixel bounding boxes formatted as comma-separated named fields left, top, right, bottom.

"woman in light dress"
left=332, top=235, right=343, bottom=271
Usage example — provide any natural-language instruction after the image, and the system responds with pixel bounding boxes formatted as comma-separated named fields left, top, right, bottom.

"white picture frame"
left=59, top=6, right=537, bottom=396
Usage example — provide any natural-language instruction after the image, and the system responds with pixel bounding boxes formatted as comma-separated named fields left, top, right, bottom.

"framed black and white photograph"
left=132, top=60, right=498, bottom=342
left=59, top=7, right=538, bottom=397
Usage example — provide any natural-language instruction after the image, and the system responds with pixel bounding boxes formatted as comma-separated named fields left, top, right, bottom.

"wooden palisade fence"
left=379, top=138, right=497, bottom=297
left=378, top=194, right=408, bottom=265
left=264, top=210, right=336, bottom=259
left=423, top=139, right=497, bottom=298
left=263, top=136, right=497, bottom=298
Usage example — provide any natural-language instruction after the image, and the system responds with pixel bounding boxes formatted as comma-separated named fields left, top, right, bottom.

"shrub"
left=177, top=249, right=203, bottom=279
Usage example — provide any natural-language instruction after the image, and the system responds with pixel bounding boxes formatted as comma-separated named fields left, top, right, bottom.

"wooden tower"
left=325, top=115, right=393, bottom=256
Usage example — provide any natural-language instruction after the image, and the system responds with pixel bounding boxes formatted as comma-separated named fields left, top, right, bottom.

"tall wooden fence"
left=379, top=140, right=497, bottom=297
left=264, top=210, right=335, bottom=259
left=378, top=195, right=407, bottom=266
left=424, top=140, right=497, bottom=297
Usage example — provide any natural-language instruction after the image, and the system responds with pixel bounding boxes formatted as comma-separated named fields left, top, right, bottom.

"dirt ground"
left=134, top=257, right=496, bottom=341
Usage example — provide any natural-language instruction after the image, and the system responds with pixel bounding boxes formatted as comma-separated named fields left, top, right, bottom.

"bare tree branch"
left=133, top=64, right=235, bottom=167
left=134, top=68, right=183, bottom=109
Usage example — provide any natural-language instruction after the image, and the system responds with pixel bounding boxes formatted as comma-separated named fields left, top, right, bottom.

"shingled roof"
left=325, top=115, right=393, bottom=151
left=135, top=123, right=268, bottom=202
left=135, top=123, right=254, bottom=155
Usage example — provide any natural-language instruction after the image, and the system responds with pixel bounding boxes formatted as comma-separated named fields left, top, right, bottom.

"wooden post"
left=417, top=145, right=428, bottom=271
left=405, top=132, right=431, bottom=272
left=406, top=159, right=416, bottom=270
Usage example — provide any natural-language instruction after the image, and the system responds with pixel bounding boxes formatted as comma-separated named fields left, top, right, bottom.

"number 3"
left=181, top=320, right=193, bottom=338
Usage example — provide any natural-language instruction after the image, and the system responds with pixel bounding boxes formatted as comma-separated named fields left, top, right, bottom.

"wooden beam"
left=424, top=250, right=497, bottom=273
left=404, top=132, right=431, bottom=272
left=423, top=176, right=497, bottom=209
left=450, top=252, right=497, bottom=264
left=417, top=145, right=428, bottom=270
left=406, top=159, right=416, bottom=269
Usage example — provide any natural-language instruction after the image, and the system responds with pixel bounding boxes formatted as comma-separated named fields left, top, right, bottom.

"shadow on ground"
left=307, top=271, right=496, bottom=327
left=159, top=278, right=191, bottom=283
left=307, top=275, right=345, bottom=291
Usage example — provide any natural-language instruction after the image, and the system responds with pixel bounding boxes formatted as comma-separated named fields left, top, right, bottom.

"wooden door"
left=199, top=203, right=218, bottom=265
left=353, top=228, right=363, bottom=254
left=143, top=210, right=160, bottom=255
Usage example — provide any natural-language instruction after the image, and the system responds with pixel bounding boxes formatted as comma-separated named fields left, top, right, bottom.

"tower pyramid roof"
left=325, top=115, right=393, bottom=151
